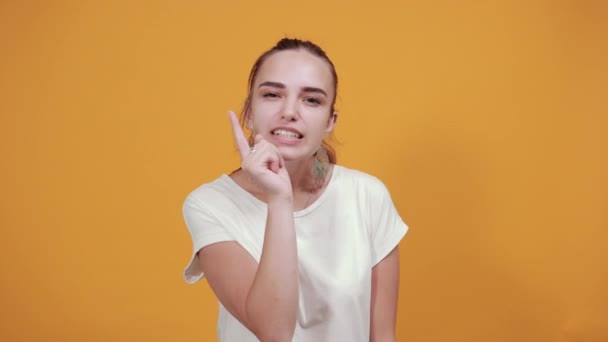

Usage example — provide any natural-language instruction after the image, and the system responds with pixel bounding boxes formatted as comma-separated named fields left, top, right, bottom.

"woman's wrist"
left=266, top=195, right=294, bottom=211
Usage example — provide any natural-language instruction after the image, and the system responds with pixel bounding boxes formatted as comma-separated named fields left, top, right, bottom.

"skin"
left=197, top=49, right=400, bottom=342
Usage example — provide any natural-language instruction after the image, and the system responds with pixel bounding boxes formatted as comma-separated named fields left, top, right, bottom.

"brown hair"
left=240, top=38, right=338, bottom=163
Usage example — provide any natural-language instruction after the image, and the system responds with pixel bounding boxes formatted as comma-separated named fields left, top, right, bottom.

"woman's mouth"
left=271, top=129, right=302, bottom=139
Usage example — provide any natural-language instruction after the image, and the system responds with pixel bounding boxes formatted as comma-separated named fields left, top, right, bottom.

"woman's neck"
left=286, top=159, right=333, bottom=211
left=284, top=157, right=318, bottom=193
left=230, top=157, right=332, bottom=197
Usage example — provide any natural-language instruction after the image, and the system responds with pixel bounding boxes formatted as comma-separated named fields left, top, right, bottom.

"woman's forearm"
left=246, top=198, right=299, bottom=341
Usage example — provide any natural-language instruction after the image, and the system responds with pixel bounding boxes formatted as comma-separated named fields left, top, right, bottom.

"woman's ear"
left=325, top=111, right=338, bottom=135
left=243, top=97, right=253, bottom=130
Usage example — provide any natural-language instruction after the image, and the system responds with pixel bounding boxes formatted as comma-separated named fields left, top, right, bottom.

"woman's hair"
left=240, top=38, right=338, bottom=163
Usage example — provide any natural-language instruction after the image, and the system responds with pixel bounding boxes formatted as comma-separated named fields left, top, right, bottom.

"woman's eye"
left=263, top=92, right=279, bottom=98
left=305, top=97, right=321, bottom=105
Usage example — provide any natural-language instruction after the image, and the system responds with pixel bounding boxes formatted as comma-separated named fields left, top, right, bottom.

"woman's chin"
left=279, top=151, right=313, bottom=164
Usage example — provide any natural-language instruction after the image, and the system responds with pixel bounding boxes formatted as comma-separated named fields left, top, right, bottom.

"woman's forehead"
left=255, top=50, right=334, bottom=92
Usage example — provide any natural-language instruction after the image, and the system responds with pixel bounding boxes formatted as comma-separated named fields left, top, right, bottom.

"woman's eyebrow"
left=258, top=81, right=328, bottom=97
left=302, top=87, right=327, bottom=97
left=258, top=81, right=285, bottom=89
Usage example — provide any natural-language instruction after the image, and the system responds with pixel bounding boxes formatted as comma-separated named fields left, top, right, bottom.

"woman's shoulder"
left=333, top=164, right=389, bottom=192
left=183, top=174, right=237, bottom=208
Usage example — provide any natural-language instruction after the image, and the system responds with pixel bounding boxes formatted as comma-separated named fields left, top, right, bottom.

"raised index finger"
left=228, top=110, right=250, bottom=160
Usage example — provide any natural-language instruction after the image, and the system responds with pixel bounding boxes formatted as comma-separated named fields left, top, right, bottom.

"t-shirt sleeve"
left=368, top=178, right=409, bottom=266
left=182, top=194, right=235, bottom=284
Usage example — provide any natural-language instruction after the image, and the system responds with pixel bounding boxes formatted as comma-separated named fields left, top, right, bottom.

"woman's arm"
left=370, top=246, right=400, bottom=342
left=195, top=112, right=299, bottom=341
left=197, top=198, right=298, bottom=341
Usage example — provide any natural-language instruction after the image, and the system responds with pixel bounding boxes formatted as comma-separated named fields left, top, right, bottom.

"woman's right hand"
left=228, top=111, right=293, bottom=201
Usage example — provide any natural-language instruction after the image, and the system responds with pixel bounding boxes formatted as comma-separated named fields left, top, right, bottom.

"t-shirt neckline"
left=220, top=164, right=341, bottom=218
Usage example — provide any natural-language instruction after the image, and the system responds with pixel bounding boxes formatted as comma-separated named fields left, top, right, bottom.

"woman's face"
left=246, top=49, right=336, bottom=162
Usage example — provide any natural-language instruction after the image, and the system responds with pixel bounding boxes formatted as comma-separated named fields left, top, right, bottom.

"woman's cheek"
left=258, top=101, right=280, bottom=115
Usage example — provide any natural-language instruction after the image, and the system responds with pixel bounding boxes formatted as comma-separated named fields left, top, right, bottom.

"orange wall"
left=1, top=1, right=606, bottom=341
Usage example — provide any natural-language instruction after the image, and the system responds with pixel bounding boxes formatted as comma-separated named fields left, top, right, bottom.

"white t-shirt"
left=183, top=165, right=408, bottom=341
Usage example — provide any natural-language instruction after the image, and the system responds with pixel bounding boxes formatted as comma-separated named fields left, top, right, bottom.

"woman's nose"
left=281, top=99, right=298, bottom=121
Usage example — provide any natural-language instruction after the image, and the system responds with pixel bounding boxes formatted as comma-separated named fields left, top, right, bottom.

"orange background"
left=1, top=1, right=606, bottom=341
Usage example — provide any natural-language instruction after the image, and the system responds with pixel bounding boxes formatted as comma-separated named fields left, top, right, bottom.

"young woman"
left=183, top=38, right=408, bottom=342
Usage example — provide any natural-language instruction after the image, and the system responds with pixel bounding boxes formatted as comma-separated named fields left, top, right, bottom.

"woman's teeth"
left=272, top=129, right=301, bottom=139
